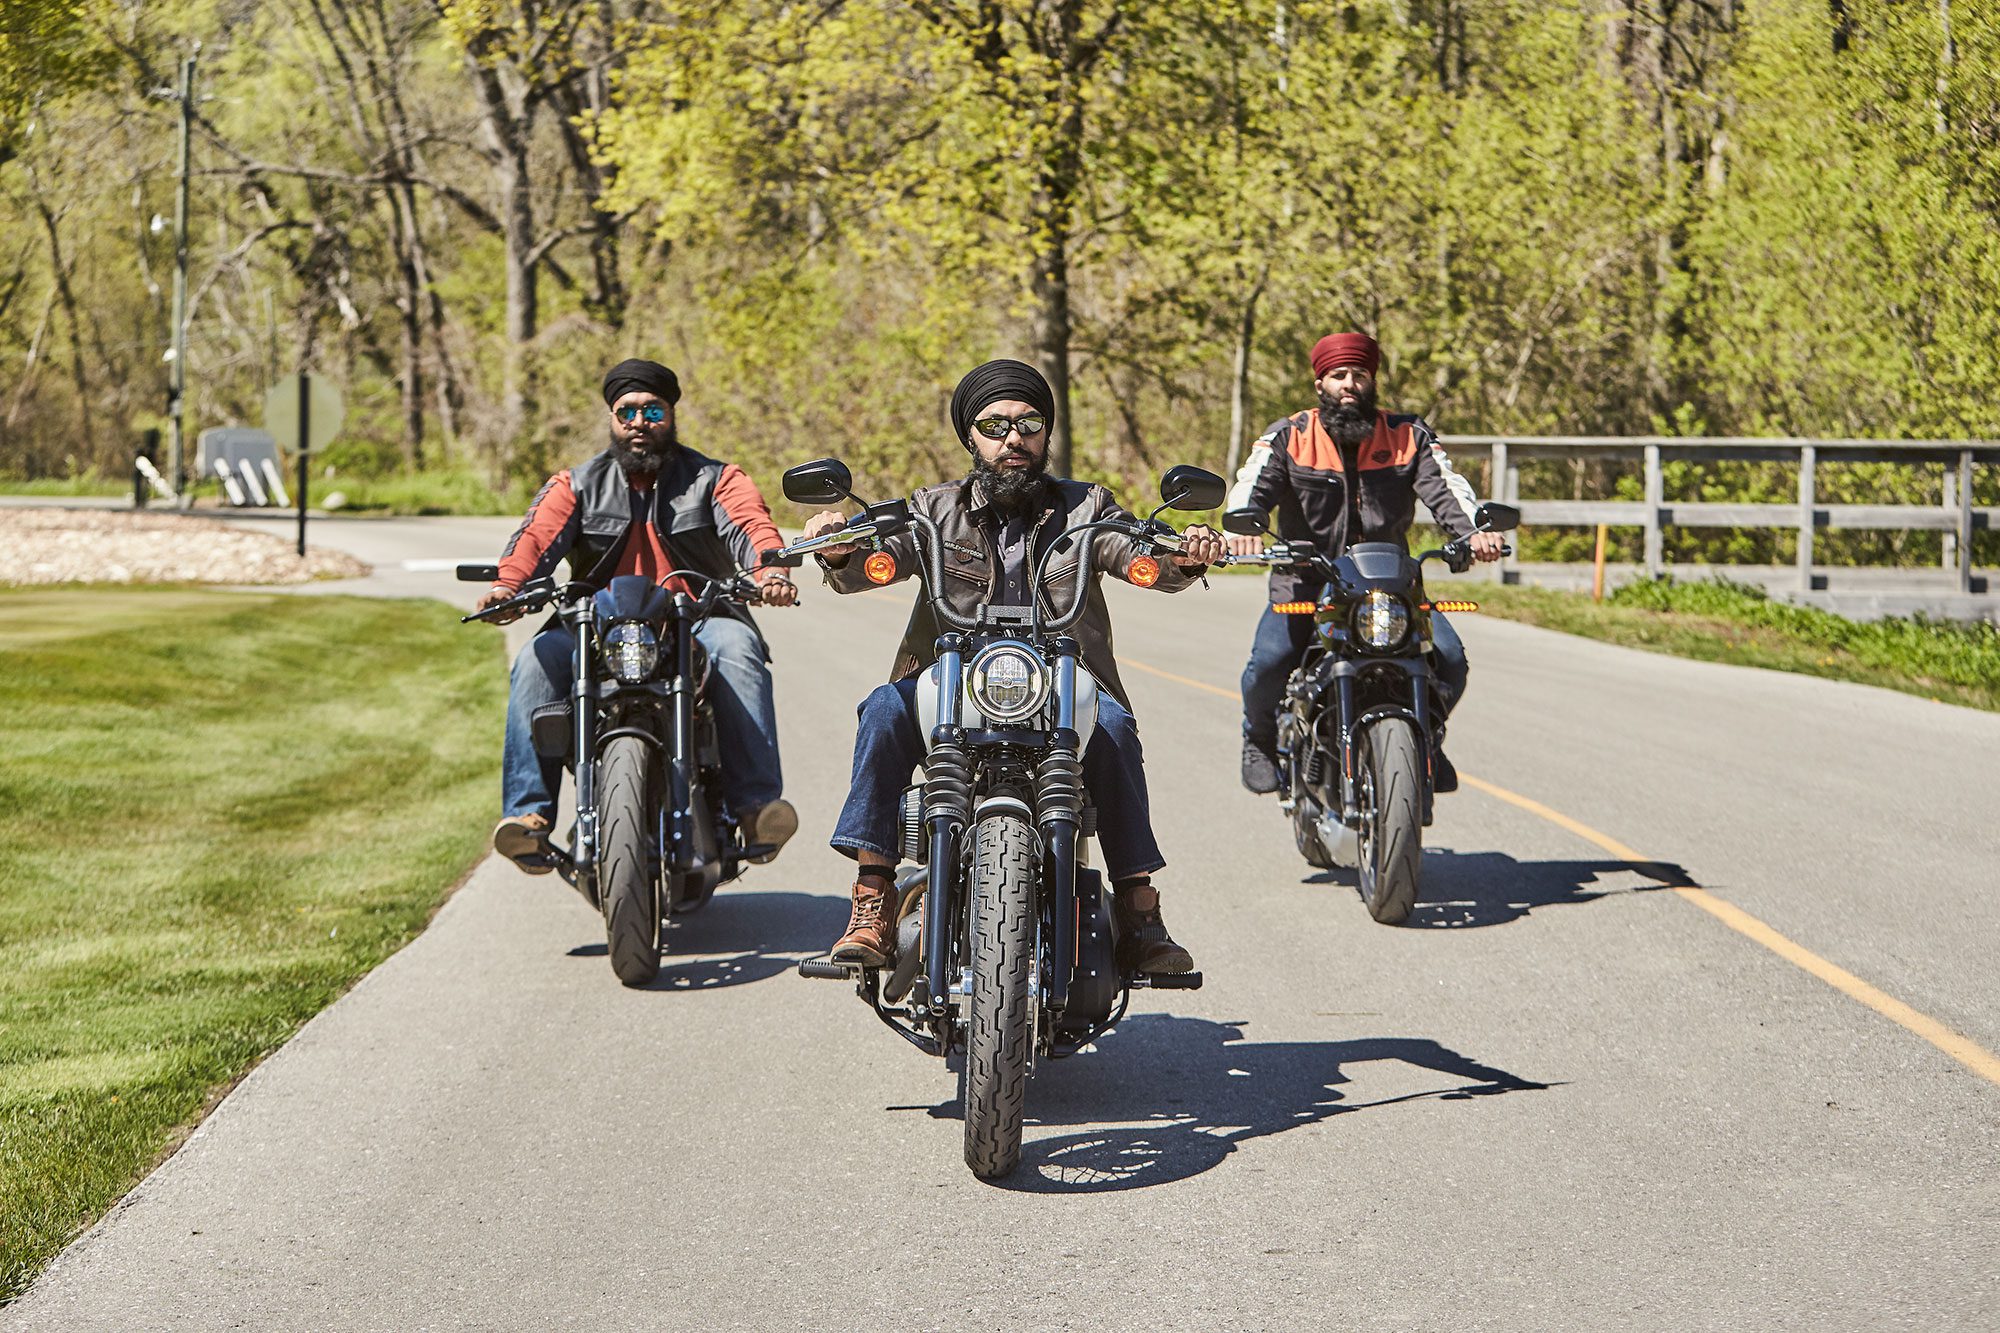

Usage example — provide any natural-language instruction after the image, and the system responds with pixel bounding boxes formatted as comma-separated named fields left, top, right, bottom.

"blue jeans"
left=1239, top=605, right=1467, bottom=747
left=830, top=678, right=1167, bottom=882
left=502, top=616, right=782, bottom=822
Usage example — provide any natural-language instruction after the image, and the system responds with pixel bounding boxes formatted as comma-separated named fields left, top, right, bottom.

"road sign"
left=263, top=374, right=344, bottom=454
left=264, top=371, right=342, bottom=556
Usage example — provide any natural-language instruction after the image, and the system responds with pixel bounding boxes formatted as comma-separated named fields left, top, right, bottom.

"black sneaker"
left=1241, top=738, right=1282, bottom=795
left=1433, top=746, right=1459, bottom=793
left=1113, top=883, right=1194, bottom=975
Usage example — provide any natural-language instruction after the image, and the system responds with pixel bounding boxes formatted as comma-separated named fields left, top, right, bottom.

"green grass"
left=0, top=475, right=131, bottom=498
left=1471, top=576, right=2000, bottom=711
left=0, top=589, right=505, bottom=1303
left=327, top=465, right=533, bottom=516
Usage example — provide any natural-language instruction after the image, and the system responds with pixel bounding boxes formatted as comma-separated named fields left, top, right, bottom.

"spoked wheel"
left=962, top=813, right=1036, bottom=1179
left=1355, top=719, right=1423, bottom=925
left=600, top=736, right=662, bottom=986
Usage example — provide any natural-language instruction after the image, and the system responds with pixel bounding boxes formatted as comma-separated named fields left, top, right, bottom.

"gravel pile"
left=0, top=508, right=371, bottom=586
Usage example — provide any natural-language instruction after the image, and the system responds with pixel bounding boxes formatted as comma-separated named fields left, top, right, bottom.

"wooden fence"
left=1441, top=436, right=1998, bottom=594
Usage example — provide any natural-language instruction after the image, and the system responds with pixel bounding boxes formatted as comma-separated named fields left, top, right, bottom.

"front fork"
left=920, top=636, right=969, bottom=1027
left=665, top=595, right=697, bottom=874
left=570, top=599, right=600, bottom=895
left=1333, top=656, right=1433, bottom=823
left=1038, top=639, right=1083, bottom=1017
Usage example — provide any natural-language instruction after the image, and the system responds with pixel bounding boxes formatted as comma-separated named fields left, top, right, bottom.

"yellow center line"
left=1118, top=652, right=2000, bottom=1088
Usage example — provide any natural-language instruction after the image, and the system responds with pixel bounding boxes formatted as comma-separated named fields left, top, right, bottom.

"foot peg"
left=1130, top=971, right=1203, bottom=990
left=798, top=957, right=859, bottom=981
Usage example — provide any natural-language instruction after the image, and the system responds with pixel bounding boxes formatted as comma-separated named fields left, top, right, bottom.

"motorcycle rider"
left=473, top=358, right=800, bottom=872
left=801, top=359, right=1225, bottom=975
left=1229, top=332, right=1504, bottom=795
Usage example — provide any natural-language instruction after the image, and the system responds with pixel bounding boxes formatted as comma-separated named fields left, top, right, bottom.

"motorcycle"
left=1218, top=503, right=1520, bottom=924
left=778, top=458, right=1225, bottom=1179
left=457, top=562, right=793, bottom=985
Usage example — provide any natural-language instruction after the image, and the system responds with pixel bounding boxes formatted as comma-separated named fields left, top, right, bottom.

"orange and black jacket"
left=1228, top=407, right=1482, bottom=602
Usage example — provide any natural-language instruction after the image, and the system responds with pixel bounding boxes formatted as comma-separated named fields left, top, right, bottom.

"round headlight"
left=604, top=621, right=659, bottom=684
left=1355, top=590, right=1410, bottom=650
left=968, top=643, right=1049, bottom=724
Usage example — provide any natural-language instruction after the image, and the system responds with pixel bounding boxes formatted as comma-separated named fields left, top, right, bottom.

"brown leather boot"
left=830, top=869, right=897, bottom=966
left=1113, top=878, right=1194, bottom=975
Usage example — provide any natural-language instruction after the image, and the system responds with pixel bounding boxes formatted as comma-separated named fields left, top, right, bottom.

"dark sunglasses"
left=614, top=403, right=668, bottom=424
left=971, top=413, right=1046, bottom=440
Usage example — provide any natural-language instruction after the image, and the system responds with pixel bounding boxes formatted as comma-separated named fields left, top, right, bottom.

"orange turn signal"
left=1271, top=601, right=1316, bottom=614
left=1127, top=554, right=1161, bottom=587
left=863, top=551, right=897, bottom=584
left=1428, top=599, right=1481, bottom=613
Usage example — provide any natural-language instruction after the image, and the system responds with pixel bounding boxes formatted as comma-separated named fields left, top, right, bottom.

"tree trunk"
left=390, top=187, right=426, bottom=467
left=501, top=143, right=540, bottom=469
left=1226, top=265, right=1269, bottom=480
left=1031, top=230, right=1073, bottom=479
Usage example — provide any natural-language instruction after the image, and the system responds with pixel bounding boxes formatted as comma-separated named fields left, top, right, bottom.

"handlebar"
left=460, top=566, right=774, bottom=626
left=771, top=500, right=1204, bottom=639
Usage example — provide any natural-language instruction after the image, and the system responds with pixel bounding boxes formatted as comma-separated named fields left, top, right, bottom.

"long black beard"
left=1318, top=384, right=1378, bottom=447
left=612, top=423, right=678, bottom=478
left=972, top=453, right=1049, bottom=517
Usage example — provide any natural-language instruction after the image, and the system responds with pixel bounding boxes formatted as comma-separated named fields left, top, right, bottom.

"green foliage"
left=0, top=0, right=1993, bottom=533
left=325, top=464, right=533, bottom=516
left=0, top=588, right=504, bottom=1302
left=0, top=0, right=115, bottom=163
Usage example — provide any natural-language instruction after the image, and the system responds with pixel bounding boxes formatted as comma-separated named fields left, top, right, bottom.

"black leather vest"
left=563, top=446, right=762, bottom=643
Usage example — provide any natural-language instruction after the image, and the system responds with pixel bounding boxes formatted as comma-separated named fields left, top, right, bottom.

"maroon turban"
left=1310, top=333, right=1380, bottom=379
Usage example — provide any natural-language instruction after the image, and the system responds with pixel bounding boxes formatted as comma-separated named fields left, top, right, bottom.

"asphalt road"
left=9, top=513, right=1997, bottom=1330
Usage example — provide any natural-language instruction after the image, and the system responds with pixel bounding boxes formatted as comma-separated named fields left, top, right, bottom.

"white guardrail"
left=1442, top=436, right=1998, bottom=595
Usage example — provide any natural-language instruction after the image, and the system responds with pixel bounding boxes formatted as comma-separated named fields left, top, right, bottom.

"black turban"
left=601, top=358, right=681, bottom=407
left=948, top=358, right=1055, bottom=452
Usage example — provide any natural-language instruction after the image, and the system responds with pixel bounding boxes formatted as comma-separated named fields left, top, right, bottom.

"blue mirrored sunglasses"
left=614, top=403, right=668, bottom=424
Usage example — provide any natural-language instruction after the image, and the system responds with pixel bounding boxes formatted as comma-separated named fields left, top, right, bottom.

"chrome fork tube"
left=923, top=638, right=969, bottom=1017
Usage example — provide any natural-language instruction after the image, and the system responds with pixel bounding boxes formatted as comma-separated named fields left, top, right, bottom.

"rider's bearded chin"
left=1319, top=381, right=1378, bottom=447
left=612, top=422, right=677, bottom=478
left=973, top=447, right=1047, bottom=516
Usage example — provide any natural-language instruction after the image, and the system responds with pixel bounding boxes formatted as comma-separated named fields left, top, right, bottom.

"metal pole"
left=169, top=54, right=195, bottom=505
left=297, top=371, right=310, bottom=557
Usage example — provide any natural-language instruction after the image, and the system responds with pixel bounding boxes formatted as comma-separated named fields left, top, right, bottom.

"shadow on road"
left=1302, top=849, right=1695, bottom=928
left=924, top=1015, right=1549, bottom=1194
left=562, top=889, right=847, bottom=990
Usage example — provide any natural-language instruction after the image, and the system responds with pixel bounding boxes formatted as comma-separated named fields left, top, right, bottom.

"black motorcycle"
left=1219, top=503, right=1520, bottom=924
left=780, top=459, right=1224, bottom=1179
left=457, top=564, right=789, bottom=985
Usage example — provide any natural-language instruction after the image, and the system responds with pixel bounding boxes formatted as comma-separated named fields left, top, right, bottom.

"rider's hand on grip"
left=1176, top=524, right=1226, bottom=568
left=755, top=573, right=799, bottom=608
left=1227, top=532, right=1264, bottom=558
left=473, top=584, right=524, bottom=625
left=802, top=509, right=859, bottom=561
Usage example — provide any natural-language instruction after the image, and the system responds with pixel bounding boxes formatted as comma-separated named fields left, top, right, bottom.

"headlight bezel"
left=966, top=641, right=1051, bottom=724
left=603, top=620, right=661, bottom=684
left=1352, top=589, right=1412, bottom=652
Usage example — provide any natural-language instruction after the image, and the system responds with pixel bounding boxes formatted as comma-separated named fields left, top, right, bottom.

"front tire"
left=600, top=736, right=662, bottom=986
left=963, top=814, right=1036, bottom=1179
left=1357, top=719, right=1423, bottom=925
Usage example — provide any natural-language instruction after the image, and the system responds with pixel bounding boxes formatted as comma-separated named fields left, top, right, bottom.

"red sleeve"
left=710, top=464, right=786, bottom=579
left=496, top=470, right=578, bottom=590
